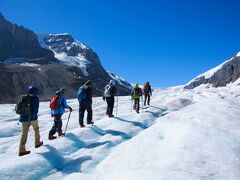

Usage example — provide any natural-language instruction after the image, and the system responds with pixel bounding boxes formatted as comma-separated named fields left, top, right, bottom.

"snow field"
left=0, top=84, right=240, bottom=180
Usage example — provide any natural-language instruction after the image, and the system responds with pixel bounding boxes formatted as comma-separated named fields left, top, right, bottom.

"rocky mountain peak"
left=44, top=33, right=87, bottom=57
left=185, top=52, right=240, bottom=89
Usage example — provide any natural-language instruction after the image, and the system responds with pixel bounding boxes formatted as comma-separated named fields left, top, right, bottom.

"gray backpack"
left=104, top=85, right=112, bottom=97
left=15, top=95, right=31, bottom=115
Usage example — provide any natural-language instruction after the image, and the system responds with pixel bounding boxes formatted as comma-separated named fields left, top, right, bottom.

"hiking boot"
left=35, top=141, right=43, bottom=148
left=87, top=121, right=94, bottom=125
left=80, top=124, right=85, bottom=128
left=48, top=135, right=57, bottom=140
left=109, top=114, right=114, bottom=118
left=58, top=132, right=65, bottom=136
left=19, top=151, right=31, bottom=156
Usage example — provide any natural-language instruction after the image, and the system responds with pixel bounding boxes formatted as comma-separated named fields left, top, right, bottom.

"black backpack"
left=15, top=95, right=31, bottom=115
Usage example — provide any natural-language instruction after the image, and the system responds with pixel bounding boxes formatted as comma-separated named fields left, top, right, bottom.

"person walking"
left=131, top=83, right=143, bottom=113
left=77, top=80, right=94, bottom=128
left=49, top=88, right=72, bottom=140
left=103, top=80, right=119, bottom=118
left=143, top=81, right=152, bottom=106
left=18, top=86, right=43, bottom=156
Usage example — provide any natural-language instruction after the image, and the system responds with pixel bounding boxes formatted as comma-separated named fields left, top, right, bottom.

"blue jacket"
left=51, top=93, right=71, bottom=115
left=19, top=95, right=39, bottom=122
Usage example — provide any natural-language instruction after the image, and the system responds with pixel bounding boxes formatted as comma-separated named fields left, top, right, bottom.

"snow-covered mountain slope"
left=37, top=33, right=132, bottom=93
left=107, top=71, right=133, bottom=90
left=38, top=33, right=90, bottom=76
left=185, top=52, right=240, bottom=89
left=0, top=82, right=240, bottom=180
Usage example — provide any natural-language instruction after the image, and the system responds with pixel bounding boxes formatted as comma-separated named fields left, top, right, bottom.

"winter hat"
left=28, top=86, right=39, bottom=95
left=85, top=80, right=92, bottom=86
left=109, top=80, right=115, bottom=86
left=134, top=83, right=139, bottom=88
left=55, top=91, right=61, bottom=95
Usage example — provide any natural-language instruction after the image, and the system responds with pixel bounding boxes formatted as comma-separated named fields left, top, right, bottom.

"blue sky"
left=1, top=0, right=240, bottom=87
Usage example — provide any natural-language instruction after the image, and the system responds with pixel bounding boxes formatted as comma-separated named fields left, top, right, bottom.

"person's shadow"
left=114, top=117, right=148, bottom=129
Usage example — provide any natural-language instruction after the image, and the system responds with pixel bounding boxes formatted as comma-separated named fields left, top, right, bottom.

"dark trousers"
left=106, top=97, right=114, bottom=116
left=79, top=100, right=93, bottom=126
left=49, top=115, right=62, bottom=136
left=144, top=94, right=150, bottom=105
left=133, top=99, right=140, bottom=112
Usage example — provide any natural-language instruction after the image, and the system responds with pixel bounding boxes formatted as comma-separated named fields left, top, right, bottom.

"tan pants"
left=19, top=120, right=40, bottom=153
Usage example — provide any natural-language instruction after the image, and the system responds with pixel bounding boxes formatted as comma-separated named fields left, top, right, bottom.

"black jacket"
left=85, top=87, right=93, bottom=104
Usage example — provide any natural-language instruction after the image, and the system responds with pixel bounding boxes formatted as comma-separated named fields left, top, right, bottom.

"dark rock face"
left=0, top=63, right=107, bottom=103
left=0, top=63, right=131, bottom=103
left=185, top=55, right=240, bottom=89
left=0, top=13, right=56, bottom=63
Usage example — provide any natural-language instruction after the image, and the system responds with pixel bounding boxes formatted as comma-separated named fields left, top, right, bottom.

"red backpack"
left=50, top=95, right=60, bottom=110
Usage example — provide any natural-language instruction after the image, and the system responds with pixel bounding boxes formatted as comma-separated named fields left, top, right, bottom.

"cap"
left=109, top=80, right=115, bottom=86
left=134, top=83, right=139, bottom=88
left=28, top=86, right=39, bottom=95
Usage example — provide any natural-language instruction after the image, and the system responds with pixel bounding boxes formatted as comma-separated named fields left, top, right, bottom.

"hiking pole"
left=131, top=98, right=133, bottom=112
left=64, top=111, right=71, bottom=134
left=115, top=95, right=119, bottom=116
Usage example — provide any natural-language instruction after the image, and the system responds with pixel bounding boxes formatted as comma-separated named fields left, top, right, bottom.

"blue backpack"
left=77, top=87, right=87, bottom=101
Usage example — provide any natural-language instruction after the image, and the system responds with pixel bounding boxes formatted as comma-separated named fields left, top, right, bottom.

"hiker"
left=131, top=83, right=143, bottom=113
left=143, top=81, right=152, bottom=106
left=77, top=80, right=94, bottom=128
left=18, top=86, right=43, bottom=156
left=49, top=88, right=72, bottom=140
left=103, top=80, right=119, bottom=118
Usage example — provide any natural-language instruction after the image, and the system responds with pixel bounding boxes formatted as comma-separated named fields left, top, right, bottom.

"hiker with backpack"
left=103, top=80, right=119, bottom=118
left=143, top=81, right=152, bottom=106
left=131, top=83, right=143, bottom=113
left=17, top=86, right=43, bottom=156
left=49, top=88, right=72, bottom=140
left=77, top=80, right=94, bottom=128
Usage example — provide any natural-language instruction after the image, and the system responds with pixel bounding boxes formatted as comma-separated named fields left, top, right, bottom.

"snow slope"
left=107, top=71, right=133, bottom=90
left=0, top=83, right=240, bottom=180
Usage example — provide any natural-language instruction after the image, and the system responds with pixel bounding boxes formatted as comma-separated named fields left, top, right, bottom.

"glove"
left=103, top=96, right=105, bottom=101
left=69, top=107, right=73, bottom=112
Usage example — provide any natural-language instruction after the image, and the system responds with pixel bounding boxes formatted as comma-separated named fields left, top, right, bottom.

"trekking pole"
left=131, top=98, right=133, bottom=112
left=115, top=96, right=119, bottom=116
left=64, top=111, right=71, bottom=134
